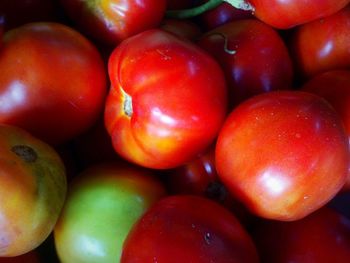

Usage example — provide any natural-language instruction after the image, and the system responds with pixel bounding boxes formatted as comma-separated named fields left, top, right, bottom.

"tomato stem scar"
left=121, top=88, right=133, bottom=117
left=11, top=145, right=38, bottom=162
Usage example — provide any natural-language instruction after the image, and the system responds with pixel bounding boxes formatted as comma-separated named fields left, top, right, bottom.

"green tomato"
left=54, top=163, right=166, bottom=263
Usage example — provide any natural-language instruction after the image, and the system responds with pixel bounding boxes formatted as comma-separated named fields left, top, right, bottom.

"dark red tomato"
left=198, top=19, right=293, bottom=107
left=121, top=195, right=259, bottom=263
left=105, top=29, right=228, bottom=169
left=199, top=2, right=253, bottom=30
left=216, top=90, right=350, bottom=221
left=60, top=0, right=167, bottom=45
left=164, top=145, right=254, bottom=225
left=290, top=5, right=350, bottom=80
left=247, top=0, right=350, bottom=29
left=252, top=207, right=350, bottom=262
left=300, top=70, right=350, bottom=189
left=0, top=22, right=107, bottom=145
left=0, top=0, right=58, bottom=31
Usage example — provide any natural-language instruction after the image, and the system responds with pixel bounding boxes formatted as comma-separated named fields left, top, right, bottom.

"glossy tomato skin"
left=248, top=0, right=350, bottom=29
left=252, top=207, right=350, bottom=262
left=121, top=195, right=259, bottom=263
left=300, top=70, right=350, bottom=189
left=0, top=124, right=67, bottom=257
left=105, top=29, right=228, bottom=169
left=0, top=22, right=107, bottom=145
left=54, top=163, right=166, bottom=263
left=216, top=90, right=350, bottom=221
left=290, top=5, right=350, bottom=80
left=60, top=0, right=166, bottom=45
left=198, top=19, right=293, bottom=107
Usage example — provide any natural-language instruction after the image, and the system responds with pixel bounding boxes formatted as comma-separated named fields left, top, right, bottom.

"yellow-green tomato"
left=54, top=163, right=166, bottom=263
left=0, top=124, right=67, bottom=257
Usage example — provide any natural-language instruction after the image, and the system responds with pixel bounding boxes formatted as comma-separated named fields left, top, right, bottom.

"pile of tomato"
left=1, top=0, right=350, bottom=262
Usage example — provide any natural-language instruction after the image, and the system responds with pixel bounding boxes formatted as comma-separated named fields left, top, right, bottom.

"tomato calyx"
left=121, top=88, right=133, bottom=117
left=11, top=145, right=38, bottom=163
left=166, top=0, right=253, bottom=19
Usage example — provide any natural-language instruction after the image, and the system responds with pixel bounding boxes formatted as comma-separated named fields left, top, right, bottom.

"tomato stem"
left=121, top=88, right=133, bottom=117
left=165, top=0, right=253, bottom=19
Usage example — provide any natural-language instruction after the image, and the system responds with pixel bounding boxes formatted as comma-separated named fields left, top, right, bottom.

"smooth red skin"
left=215, top=90, right=350, bottom=221
left=60, top=0, right=166, bottom=45
left=199, top=2, right=253, bottom=30
left=301, top=70, right=350, bottom=189
left=105, top=29, right=228, bottom=169
left=252, top=207, right=350, bottom=262
left=0, top=22, right=107, bottom=145
left=198, top=19, right=293, bottom=108
left=290, top=5, right=350, bottom=80
left=121, top=195, right=259, bottom=263
left=160, top=19, right=202, bottom=42
left=248, top=0, right=350, bottom=29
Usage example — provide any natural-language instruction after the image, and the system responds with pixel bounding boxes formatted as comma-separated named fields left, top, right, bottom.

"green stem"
left=165, top=0, right=253, bottom=20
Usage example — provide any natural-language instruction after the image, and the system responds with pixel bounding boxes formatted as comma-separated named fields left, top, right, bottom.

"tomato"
left=54, top=163, right=166, bottom=263
left=0, top=22, right=107, bottom=145
left=121, top=195, right=259, bottom=263
left=0, top=124, right=67, bottom=257
left=290, top=5, right=350, bottom=80
left=104, top=29, right=228, bottom=169
left=164, top=145, right=254, bottom=225
left=300, top=70, right=350, bottom=189
left=215, top=90, right=349, bottom=221
left=198, top=19, right=293, bottom=107
left=247, top=0, right=350, bottom=29
left=252, top=207, right=350, bottom=262
left=59, top=0, right=167, bottom=45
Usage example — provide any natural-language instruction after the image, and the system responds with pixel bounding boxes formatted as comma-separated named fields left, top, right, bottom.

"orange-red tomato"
left=105, top=29, right=228, bottom=169
left=0, top=124, right=67, bottom=257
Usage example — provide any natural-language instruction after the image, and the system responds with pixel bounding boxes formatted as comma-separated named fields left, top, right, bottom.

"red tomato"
left=121, top=195, right=259, bottom=263
left=248, top=0, right=350, bottom=29
left=252, top=207, right=350, bottom=262
left=0, top=124, right=67, bottom=256
left=198, top=19, right=293, bottom=107
left=0, top=22, right=107, bottom=145
left=164, top=145, right=254, bottom=225
left=104, top=29, right=228, bottom=169
left=300, top=70, right=350, bottom=189
left=290, top=5, right=350, bottom=80
left=60, top=0, right=167, bottom=45
left=215, top=90, right=350, bottom=221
